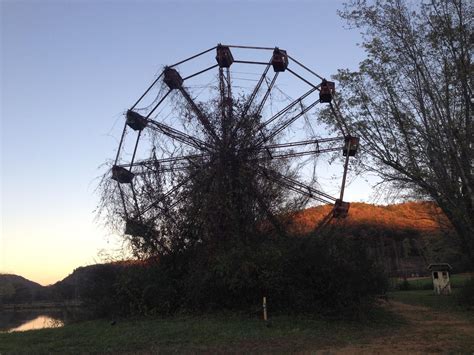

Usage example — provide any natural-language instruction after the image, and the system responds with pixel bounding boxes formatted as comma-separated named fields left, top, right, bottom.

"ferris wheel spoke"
left=258, top=99, right=321, bottom=146
left=255, top=72, right=279, bottom=116
left=146, top=119, right=211, bottom=151
left=258, top=87, right=318, bottom=131
left=270, top=172, right=337, bottom=203
left=128, top=153, right=206, bottom=168
left=277, top=174, right=337, bottom=202
left=261, top=171, right=332, bottom=205
left=263, top=147, right=340, bottom=160
left=178, top=87, right=220, bottom=143
left=229, top=61, right=272, bottom=138
left=241, top=60, right=272, bottom=117
left=138, top=170, right=199, bottom=217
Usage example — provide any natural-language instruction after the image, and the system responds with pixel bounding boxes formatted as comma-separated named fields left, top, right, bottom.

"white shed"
left=428, top=263, right=452, bottom=295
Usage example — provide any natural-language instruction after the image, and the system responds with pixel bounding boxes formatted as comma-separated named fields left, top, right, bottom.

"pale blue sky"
left=1, top=0, right=372, bottom=285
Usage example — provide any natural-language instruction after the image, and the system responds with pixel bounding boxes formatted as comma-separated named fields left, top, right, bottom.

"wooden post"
left=263, top=296, right=268, bottom=322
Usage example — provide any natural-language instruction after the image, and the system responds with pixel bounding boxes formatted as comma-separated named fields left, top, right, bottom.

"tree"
left=331, top=0, right=473, bottom=265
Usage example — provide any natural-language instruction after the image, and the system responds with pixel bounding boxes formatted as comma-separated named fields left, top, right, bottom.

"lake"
left=0, top=307, right=86, bottom=333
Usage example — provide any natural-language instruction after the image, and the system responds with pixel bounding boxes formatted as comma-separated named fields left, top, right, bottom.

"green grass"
left=0, top=308, right=404, bottom=353
left=389, top=289, right=474, bottom=322
left=391, top=273, right=473, bottom=291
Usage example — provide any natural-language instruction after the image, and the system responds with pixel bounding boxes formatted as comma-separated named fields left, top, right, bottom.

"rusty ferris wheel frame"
left=109, top=44, right=360, bottom=238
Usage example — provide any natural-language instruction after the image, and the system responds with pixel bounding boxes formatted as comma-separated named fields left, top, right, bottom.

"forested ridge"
left=1, top=201, right=461, bottom=306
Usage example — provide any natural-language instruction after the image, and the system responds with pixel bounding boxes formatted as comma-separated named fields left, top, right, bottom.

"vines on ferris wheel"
left=108, top=44, right=360, bottom=243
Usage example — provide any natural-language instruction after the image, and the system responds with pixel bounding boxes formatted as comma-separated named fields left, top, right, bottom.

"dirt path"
left=328, top=301, right=474, bottom=354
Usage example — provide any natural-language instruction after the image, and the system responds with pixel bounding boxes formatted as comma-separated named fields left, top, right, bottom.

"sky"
left=1, top=0, right=373, bottom=286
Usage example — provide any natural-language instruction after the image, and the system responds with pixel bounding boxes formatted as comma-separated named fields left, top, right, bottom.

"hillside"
left=1, top=201, right=463, bottom=304
left=288, top=201, right=463, bottom=276
left=290, top=201, right=446, bottom=235
left=0, top=274, right=50, bottom=304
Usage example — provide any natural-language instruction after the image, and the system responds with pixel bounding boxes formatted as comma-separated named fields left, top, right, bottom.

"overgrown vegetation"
left=457, top=277, right=474, bottom=309
left=96, top=79, right=390, bottom=318
left=79, top=233, right=387, bottom=318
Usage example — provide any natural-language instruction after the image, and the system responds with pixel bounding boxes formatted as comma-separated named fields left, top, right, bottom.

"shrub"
left=398, top=279, right=411, bottom=291
left=82, top=233, right=387, bottom=319
left=457, top=277, right=474, bottom=308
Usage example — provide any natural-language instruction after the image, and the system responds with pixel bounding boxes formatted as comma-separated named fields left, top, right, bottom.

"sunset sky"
left=1, top=0, right=374, bottom=286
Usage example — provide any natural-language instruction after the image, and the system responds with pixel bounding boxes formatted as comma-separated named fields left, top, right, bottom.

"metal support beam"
left=169, top=46, right=217, bottom=68
left=147, top=119, right=211, bottom=151
left=258, top=87, right=318, bottom=130
left=178, top=87, right=220, bottom=143
left=183, top=64, right=219, bottom=81
left=259, top=99, right=320, bottom=145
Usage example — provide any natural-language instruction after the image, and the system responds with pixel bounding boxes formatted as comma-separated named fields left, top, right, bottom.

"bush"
left=457, top=277, right=474, bottom=308
left=398, top=278, right=411, bottom=291
left=82, top=233, right=387, bottom=319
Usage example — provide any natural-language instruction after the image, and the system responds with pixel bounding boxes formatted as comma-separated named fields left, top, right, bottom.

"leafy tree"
left=331, top=0, right=473, bottom=265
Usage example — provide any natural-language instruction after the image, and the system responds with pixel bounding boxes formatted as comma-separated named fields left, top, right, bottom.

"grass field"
left=391, top=272, right=473, bottom=290
left=0, top=308, right=404, bottom=353
left=389, top=288, right=474, bottom=321
left=2, top=285, right=473, bottom=353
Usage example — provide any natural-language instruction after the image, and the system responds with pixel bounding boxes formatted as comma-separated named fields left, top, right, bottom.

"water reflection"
left=9, top=315, right=64, bottom=332
left=0, top=308, right=85, bottom=333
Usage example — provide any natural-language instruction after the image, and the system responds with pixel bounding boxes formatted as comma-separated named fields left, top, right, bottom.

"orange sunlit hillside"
left=289, top=201, right=448, bottom=236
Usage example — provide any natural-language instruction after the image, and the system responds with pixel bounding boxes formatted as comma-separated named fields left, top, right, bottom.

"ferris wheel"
left=109, top=44, right=359, bottom=237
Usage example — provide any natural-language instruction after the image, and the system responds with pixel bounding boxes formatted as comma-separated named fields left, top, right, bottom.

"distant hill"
left=0, top=274, right=50, bottom=304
